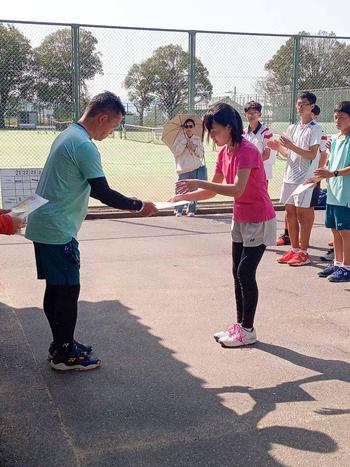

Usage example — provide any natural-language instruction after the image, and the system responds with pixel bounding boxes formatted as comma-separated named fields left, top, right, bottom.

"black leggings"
left=232, top=242, right=266, bottom=329
left=43, top=283, right=80, bottom=349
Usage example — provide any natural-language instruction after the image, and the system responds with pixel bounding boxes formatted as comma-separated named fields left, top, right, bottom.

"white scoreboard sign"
left=0, top=168, right=43, bottom=209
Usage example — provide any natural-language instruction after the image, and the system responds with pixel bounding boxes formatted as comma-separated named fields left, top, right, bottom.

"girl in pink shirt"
left=172, top=102, right=276, bottom=347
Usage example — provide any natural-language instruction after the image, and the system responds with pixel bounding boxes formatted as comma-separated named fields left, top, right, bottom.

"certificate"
left=290, top=183, right=315, bottom=197
left=155, top=201, right=188, bottom=210
left=10, top=194, right=48, bottom=219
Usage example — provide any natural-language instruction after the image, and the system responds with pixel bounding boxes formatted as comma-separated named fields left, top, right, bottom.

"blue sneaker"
left=50, top=345, right=101, bottom=371
left=48, top=340, right=93, bottom=361
left=327, top=267, right=350, bottom=282
left=318, top=265, right=340, bottom=278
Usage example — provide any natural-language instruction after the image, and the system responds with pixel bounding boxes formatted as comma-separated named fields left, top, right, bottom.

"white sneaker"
left=187, top=212, right=195, bottom=217
left=219, top=324, right=257, bottom=347
left=175, top=212, right=182, bottom=217
left=213, top=323, right=237, bottom=342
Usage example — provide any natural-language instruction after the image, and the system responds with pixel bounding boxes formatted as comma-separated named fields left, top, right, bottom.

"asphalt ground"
left=0, top=211, right=349, bottom=467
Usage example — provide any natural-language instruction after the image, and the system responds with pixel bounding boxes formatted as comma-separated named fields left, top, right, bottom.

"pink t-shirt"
left=215, top=139, right=275, bottom=223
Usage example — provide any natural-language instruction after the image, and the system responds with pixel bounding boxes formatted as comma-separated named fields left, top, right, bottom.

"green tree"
left=124, top=62, right=155, bottom=125
left=125, top=44, right=212, bottom=121
left=34, top=28, right=103, bottom=121
left=0, top=23, right=34, bottom=128
left=262, top=31, right=350, bottom=93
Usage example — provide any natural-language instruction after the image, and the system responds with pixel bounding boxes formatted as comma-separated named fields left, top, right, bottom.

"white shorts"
left=231, top=218, right=276, bottom=247
left=280, top=182, right=320, bottom=208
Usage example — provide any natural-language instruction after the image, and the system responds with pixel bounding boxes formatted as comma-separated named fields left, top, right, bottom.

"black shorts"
left=33, top=238, right=80, bottom=285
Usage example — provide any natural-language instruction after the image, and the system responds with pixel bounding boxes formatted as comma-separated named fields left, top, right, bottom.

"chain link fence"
left=1, top=20, right=350, bottom=207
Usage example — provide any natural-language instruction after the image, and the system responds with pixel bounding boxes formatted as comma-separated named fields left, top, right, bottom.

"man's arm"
left=262, top=147, right=271, bottom=161
left=88, top=177, right=158, bottom=216
left=267, top=140, right=289, bottom=157
left=319, top=151, right=328, bottom=168
left=314, top=166, right=350, bottom=179
left=88, top=177, right=143, bottom=210
left=279, top=135, right=319, bottom=161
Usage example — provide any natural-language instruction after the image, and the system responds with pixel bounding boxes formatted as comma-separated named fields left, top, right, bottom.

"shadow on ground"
left=0, top=299, right=343, bottom=466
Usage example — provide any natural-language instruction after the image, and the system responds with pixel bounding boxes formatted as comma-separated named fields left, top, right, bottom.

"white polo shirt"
left=244, top=123, right=275, bottom=180
left=284, top=120, right=322, bottom=184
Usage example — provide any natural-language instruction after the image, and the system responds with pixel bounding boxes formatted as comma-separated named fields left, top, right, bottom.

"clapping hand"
left=186, top=140, right=195, bottom=152
left=279, top=134, right=294, bottom=150
left=267, top=140, right=280, bottom=151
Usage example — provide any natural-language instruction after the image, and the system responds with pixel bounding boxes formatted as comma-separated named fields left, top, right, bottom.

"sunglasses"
left=184, top=124, right=194, bottom=129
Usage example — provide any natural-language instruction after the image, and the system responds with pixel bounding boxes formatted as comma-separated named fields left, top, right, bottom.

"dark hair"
left=312, top=104, right=321, bottom=116
left=203, top=102, right=243, bottom=144
left=297, top=91, right=317, bottom=105
left=334, top=101, right=350, bottom=117
left=244, top=101, right=262, bottom=113
left=183, top=118, right=195, bottom=127
left=85, top=91, right=126, bottom=118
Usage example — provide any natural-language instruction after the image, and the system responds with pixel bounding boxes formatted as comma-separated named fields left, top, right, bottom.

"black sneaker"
left=50, top=345, right=101, bottom=371
left=48, top=340, right=93, bottom=361
left=320, top=248, right=334, bottom=262
left=276, top=233, right=291, bottom=246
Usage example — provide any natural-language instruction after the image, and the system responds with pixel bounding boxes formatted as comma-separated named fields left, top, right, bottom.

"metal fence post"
left=71, top=24, right=80, bottom=122
left=289, top=34, right=300, bottom=124
left=188, top=31, right=196, bottom=114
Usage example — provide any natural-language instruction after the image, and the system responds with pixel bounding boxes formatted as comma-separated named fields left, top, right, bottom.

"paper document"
left=155, top=201, right=188, bottom=210
left=10, top=194, right=48, bottom=219
left=290, top=183, right=315, bottom=197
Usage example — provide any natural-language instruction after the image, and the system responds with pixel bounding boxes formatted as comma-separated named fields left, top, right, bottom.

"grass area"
left=0, top=130, right=286, bottom=206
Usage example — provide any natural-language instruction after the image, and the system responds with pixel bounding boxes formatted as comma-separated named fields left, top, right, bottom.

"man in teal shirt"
left=26, top=91, right=158, bottom=371
left=312, top=101, right=350, bottom=282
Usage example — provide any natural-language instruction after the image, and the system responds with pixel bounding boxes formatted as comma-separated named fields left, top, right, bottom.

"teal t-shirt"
left=327, top=134, right=350, bottom=207
left=25, top=123, right=104, bottom=244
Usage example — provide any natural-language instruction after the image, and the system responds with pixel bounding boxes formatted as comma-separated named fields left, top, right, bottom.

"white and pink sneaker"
left=213, top=323, right=238, bottom=342
left=219, top=324, right=257, bottom=347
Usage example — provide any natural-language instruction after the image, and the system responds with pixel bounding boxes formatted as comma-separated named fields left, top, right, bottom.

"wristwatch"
left=334, top=170, right=339, bottom=177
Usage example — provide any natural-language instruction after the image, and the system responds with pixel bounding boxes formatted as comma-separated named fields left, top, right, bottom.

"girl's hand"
left=168, top=194, right=185, bottom=203
left=176, top=179, right=200, bottom=194
left=314, top=167, right=333, bottom=179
